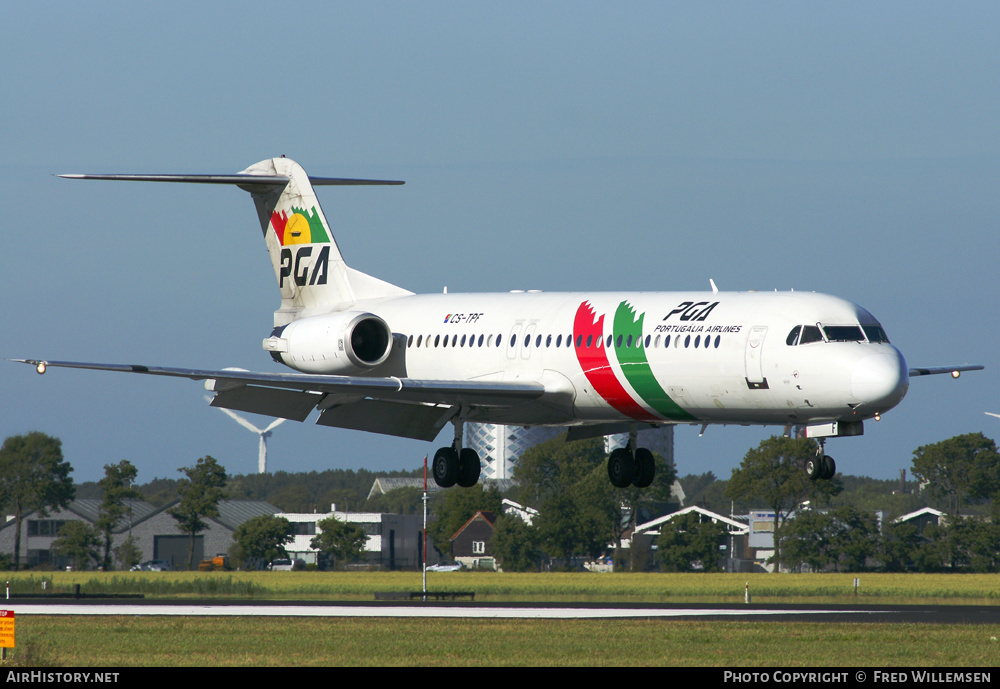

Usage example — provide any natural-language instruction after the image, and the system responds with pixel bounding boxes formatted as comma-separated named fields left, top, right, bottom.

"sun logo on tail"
left=269, top=207, right=331, bottom=246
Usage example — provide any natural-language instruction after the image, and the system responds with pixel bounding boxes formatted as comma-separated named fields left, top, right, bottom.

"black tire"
left=607, top=448, right=635, bottom=488
left=633, top=448, right=656, bottom=488
left=805, top=456, right=822, bottom=481
left=820, top=455, right=836, bottom=480
left=457, top=448, right=481, bottom=488
left=432, top=447, right=458, bottom=488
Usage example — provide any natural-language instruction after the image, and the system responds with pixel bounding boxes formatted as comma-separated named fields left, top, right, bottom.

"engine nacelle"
left=262, top=311, right=393, bottom=374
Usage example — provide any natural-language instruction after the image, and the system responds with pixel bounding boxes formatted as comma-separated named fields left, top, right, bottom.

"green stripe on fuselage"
left=613, top=301, right=695, bottom=421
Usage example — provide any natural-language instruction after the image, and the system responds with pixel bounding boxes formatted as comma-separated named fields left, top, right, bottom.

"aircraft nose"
left=851, top=348, right=909, bottom=411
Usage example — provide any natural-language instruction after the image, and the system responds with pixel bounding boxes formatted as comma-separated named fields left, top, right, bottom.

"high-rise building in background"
left=465, top=424, right=563, bottom=480
left=466, top=423, right=674, bottom=481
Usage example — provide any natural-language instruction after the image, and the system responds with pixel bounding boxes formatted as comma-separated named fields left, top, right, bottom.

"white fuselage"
left=275, top=289, right=910, bottom=430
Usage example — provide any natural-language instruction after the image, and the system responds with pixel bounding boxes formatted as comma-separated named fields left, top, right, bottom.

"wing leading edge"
left=15, top=359, right=546, bottom=442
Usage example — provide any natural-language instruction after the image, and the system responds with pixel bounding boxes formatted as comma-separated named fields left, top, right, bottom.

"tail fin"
left=240, top=158, right=411, bottom=325
left=61, top=157, right=412, bottom=326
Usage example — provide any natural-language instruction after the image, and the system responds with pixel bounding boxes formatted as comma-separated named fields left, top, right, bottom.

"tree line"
left=5, top=428, right=998, bottom=573
left=431, top=432, right=1000, bottom=573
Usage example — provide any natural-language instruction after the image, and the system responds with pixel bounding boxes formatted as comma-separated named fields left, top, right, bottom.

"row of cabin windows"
left=405, top=332, right=725, bottom=350
left=786, top=324, right=890, bottom=346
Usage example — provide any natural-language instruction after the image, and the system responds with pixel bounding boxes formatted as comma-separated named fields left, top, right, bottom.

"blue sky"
left=2, top=3, right=998, bottom=487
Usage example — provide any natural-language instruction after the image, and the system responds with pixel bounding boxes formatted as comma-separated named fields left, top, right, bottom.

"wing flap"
left=316, top=400, right=456, bottom=441
left=210, top=386, right=320, bottom=422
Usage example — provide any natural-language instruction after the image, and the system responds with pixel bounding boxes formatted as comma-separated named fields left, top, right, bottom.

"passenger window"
left=556, top=334, right=562, bottom=347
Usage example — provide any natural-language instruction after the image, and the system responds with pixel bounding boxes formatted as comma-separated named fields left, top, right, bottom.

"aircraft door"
left=506, top=322, right=523, bottom=360
left=744, top=325, right=768, bottom=389
left=521, top=322, right=537, bottom=360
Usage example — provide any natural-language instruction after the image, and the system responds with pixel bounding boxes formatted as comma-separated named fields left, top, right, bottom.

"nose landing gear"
left=805, top=439, right=836, bottom=481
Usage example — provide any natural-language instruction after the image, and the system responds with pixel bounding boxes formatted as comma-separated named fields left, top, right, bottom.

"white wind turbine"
left=206, top=397, right=285, bottom=473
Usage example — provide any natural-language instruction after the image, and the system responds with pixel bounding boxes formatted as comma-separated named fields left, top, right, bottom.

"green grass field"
left=7, top=617, right=1000, bottom=667
left=3, top=571, right=999, bottom=666
left=6, top=570, right=1000, bottom=604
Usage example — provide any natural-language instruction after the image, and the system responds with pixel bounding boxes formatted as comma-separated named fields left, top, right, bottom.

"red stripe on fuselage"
left=573, top=302, right=657, bottom=421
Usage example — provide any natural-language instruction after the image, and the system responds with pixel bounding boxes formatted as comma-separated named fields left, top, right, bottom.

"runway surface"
left=7, top=600, right=999, bottom=624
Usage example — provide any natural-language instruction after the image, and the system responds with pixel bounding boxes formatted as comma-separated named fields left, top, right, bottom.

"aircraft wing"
left=908, top=364, right=984, bottom=377
left=14, top=359, right=546, bottom=441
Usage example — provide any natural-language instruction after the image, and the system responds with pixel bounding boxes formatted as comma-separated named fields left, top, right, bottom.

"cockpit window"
left=862, top=325, right=890, bottom=343
left=787, top=322, right=890, bottom=345
left=799, top=325, right=823, bottom=344
left=823, top=325, right=865, bottom=342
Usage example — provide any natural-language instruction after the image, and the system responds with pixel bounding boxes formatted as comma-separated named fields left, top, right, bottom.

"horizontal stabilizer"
left=908, top=364, right=984, bottom=377
left=59, top=173, right=403, bottom=187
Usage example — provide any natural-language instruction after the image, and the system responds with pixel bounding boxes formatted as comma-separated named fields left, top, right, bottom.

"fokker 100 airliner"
left=18, top=157, right=983, bottom=489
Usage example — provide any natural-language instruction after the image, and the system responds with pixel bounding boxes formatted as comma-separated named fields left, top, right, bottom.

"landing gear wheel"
left=608, top=448, right=635, bottom=488
left=805, top=455, right=822, bottom=481
left=820, top=455, right=836, bottom=480
left=633, top=448, right=656, bottom=488
left=457, top=448, right=481, bottom=488
left=432, top=447, right=459, bottom=488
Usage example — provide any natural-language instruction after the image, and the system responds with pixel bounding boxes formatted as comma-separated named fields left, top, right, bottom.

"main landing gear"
left=432, top=420, right=482, bottom=488
left=805, top=439, right=836, bottom=481
left=607, top=428, right=656, bottom=489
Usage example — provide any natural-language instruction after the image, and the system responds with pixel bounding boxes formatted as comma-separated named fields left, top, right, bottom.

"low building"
left=632, top=505, right=750, bottom=572
left=0, top=498, right=280, bottom=570
left=893, top=507, right=945, bottom=532
left=280, top=509, right=423, bottom=570
left=450, top=511, right=497, bottom=570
